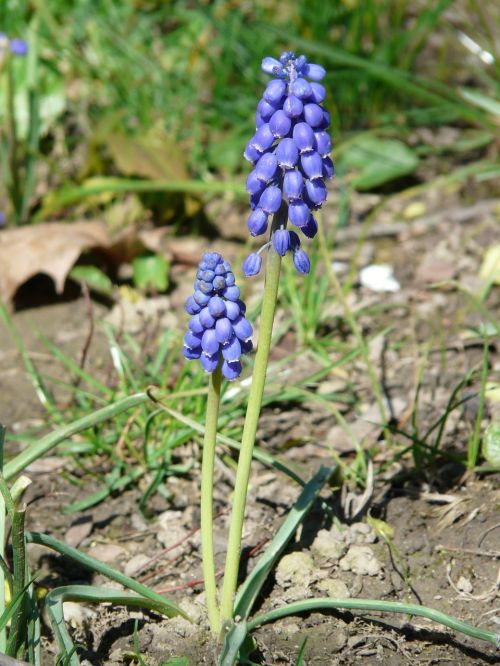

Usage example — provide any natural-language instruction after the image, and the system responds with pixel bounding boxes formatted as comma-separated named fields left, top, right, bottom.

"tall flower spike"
left=244, top=51, right=334, bottom=276
left=183, top=253, right=253, bottom=381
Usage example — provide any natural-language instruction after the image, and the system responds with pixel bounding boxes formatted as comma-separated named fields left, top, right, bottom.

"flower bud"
left=305, top=178, right=327, bottom=206
left=283, top=170, right=304, bottom=200
left=254, top=152, right=278, bottom=182
left=215, top=318, right=234, bottom=343
left=283, top=95, right=303, bottom=118
left=201, top=329, right=219, bottom=355
left=222, top=336, right=242, bottom=361
left=275, top=138, right=299, bottom=169
left=289, top=201, right=310, bottom=227
left=233, top=316, right=253, bottom=341
left=201, top=352, right=219, bottom=373
left=290, top=77, right=312, bottom=99
left=273, top=229, right=291, bottom=256
left=263, top=79, right=286, bottom=104
left=223, top=285, right=240, bottom=301
left=242, top=253, right=262, bottom=277
left=322, top=156, right=335, bottom=179
left=222, top=360, right=242, bottom=381
left=293, top=122, right=315, bottom=152
left=304, top=63, right=326, bottom=81
left=303, top=103, right=324, bottom=127
left=247, top=209, right=268, bottom=236
left=259, top=185, right=282, bottom=214
left=301, top=151, right=323, bottom=180
left=269, top=109, right=291, bottom=138
left=293, top=249, right=311, bottom=274
left=208, top=296, right=226, bottom=318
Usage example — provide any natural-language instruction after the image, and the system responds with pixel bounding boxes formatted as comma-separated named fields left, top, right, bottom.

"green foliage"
left=482, top=422, right=500, bottom=467
left=133, top=254, right=170, bottom=293
left=69, top=265, right=114, bottom=297
left=338, top=135, right=419, bottom=189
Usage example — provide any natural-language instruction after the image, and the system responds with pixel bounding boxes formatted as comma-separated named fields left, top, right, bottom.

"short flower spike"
left=243, top=51, right=334, bottom=276
left=184, top=253, right=253, bottom=380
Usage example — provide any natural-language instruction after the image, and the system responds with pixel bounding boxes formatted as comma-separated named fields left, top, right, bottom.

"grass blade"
left=234, top=466, right=333, bottom=620
left=148, top=390, right=306, bottom=487
left=4, top=393, right=148, bottom=481
left=218, top=620, right=249, bottom=666
left=26, top=532, right=190, bottom=621
left=47, top=585, right=182, bottom=666
left=38, top=176, right=246, bottom=219
left=248, top=598, right=499, bottom=647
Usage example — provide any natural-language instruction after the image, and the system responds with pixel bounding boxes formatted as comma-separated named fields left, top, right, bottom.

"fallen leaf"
left=0, top=221, right=110, bottom=304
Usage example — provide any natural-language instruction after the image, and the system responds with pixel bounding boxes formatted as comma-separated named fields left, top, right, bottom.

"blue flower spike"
left=243, top=51, right=334, bottom=277
left=184, top=253, right=253, bottom=381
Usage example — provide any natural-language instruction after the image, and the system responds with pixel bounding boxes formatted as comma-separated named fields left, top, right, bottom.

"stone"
left=275, top=551, right=315, bottom=589
left=311, top=529, right=348, bottom=565
left=339, top=545, right=382, bottom=576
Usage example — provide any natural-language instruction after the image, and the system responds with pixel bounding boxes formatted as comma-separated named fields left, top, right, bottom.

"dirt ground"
left=0, top=182, right=499, bottom=665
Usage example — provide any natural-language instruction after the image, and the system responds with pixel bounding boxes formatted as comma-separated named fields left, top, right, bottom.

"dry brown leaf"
left=0, top=221, right=110, bottom=303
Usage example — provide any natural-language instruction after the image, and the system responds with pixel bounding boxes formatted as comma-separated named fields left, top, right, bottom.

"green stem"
left=5, top=57, right=22, bottom=223
left=201, top=365, right=222, bottom=633
left=219, top=210, right=285, bottom=630
left=247, top=598, right=500, bottom=647
left=0, top=427, right=6, bottom=653
left=7, top=507, right=27, bottom=658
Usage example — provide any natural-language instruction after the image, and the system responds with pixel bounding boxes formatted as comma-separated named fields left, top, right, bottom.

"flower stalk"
left=219, top=206, right=286, bottom=630
left=200, top=364, right=222, bottom=633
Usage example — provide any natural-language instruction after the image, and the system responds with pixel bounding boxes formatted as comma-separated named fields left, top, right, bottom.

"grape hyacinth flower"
left=183, top=252, right=253, bottom=381
left=0, top=33, right=28, bottom=57
left=243, top=51, right=334, bottom=275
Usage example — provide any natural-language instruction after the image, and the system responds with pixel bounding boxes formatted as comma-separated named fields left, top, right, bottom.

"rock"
left=316, top=578, right=350, bottom=598
left=275, top=552, right=315, bottom=589
left=311, top=529, right=348, bottom=565
left=339, top=545, right=382, bottom=576
left=62, top=601, right=96, bottom=628
left=347, top=522, right=376, bottom=545
left=457, top=575, right=473, bottom=594
left=124, top=554, right=150, bottom=577
left=65, top=516, right=93, bottom=548
left=157, top=510, right=196, bottom=550
left=359, top=264, right=400, bottom=293
left=87, top=543, right=127, bottom=564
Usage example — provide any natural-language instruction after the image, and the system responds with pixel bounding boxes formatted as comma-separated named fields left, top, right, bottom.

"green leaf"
left=4, top=393, right=149, bottom=480
left=218, top=620, right=249, bottom=666
left=460, top=88, right=500, bottom=118
left=234, top=466, right=333, bottom=620
left=26, top=533, right=190, bottom=621
left=160, top=658, right=191, bottom=666
left=106, top=128, right=189, bottom=181
left=37, top=176, right=246, bottom=220
left=46, top=586, right=184, bottom=666
left=69, top=265, right=114, bottom=297
left=133, top=255, right=169, bottom=292
left=339, top=135, right=419, bottom=189
left=479, top=245, right=500, bottom=285
left=295, top=636, right=308, bottom=666
left=248, top=597, right=498, bottom=647
left=482, top=422, right=500, bottom=467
